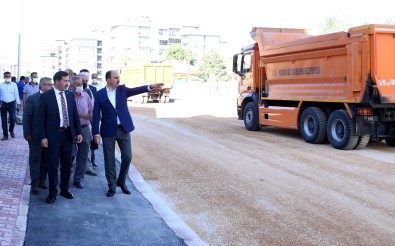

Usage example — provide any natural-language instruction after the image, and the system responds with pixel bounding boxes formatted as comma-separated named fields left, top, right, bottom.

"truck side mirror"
left=232, top=54, right=241, bottom=75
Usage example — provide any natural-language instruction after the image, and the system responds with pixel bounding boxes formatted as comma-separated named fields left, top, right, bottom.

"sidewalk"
left=0, top=124, right=205, bottom=246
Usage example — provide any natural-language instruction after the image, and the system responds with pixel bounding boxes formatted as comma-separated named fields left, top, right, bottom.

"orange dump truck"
left=233, top=24, right=395, bottom=150
left=121, top=63, right=173, bottom=103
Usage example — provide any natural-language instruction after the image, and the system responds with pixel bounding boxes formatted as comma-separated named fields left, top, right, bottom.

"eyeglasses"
left=43, top=83, right=54, bottom=86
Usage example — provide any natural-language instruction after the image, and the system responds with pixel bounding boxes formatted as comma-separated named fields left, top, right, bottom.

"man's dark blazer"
left=38, top=88, right=81, bottom=142
left=92, top=85, right=149, bottom=138
left=88, top=85, right=97, bottom=95
left=23, top=91, right=41, bottom=142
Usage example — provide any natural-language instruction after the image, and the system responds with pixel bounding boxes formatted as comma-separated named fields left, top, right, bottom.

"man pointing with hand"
left=92, top=70, right=163, bottom=197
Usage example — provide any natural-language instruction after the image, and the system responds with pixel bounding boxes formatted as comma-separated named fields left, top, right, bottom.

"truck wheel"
left=244, top=102, right=261, bottom=131
left=354, top=135, right=370, bottom=149
left=384, top=137, right=395, bottom=147
left=327, top=110, right=359, bottom=150
left=300, top=107, right=327, bottom=144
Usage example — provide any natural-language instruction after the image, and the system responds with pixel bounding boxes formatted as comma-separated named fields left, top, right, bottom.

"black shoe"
left=85, top=170, right=97, bottom=176
left=46, top=194, right=56, bottom=204
left=31, top=185, right=39, bottom=194
left=73, top=181, right=84, bottom=189
left=39, top=183, right=48, bottom=189
left=117, top=182, right=131, bottom=194
left=10, top=132, right=15, bottom=138
left=92, top=162, right=98, bottom=167
left=106, top=188, right=115, bottom=197
left=60, top=190, right=74, bottom=199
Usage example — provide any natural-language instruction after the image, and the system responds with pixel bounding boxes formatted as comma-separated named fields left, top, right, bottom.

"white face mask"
left=32, top=78, right=39, bottom=83
left=92, top=79, right=97, bottom=84
left=4, top=78, right=11, bottom=83
left=75, top=86, right=83, bottom=94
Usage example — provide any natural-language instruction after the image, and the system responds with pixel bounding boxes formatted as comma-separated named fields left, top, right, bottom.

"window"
left=242, top=54, right=252, bottom=74
left=159, top=29, right=167, bottom=36
left=169, top=28, right=179, bottom=37
left=169, top=38, right=181, bottom=44
left=159, top=40, right=168, bottom=45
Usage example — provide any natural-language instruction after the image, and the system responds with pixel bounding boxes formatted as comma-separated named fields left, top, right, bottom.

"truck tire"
left=244, top=102, right=261, bottom=131
left=327, top=110, right=359, bottom=150
left=354, top=135, right=370, bottom=149
left=384, top=137, right=395, bottom=147
left=300, top=107, right=327, bottom=144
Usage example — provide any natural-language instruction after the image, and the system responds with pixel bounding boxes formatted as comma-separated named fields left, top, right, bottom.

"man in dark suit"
left=23, top=77, right=53, bottom=194
left=92, top=70, right=162, bottom=197
left=39, top=71, right=83, bottom=204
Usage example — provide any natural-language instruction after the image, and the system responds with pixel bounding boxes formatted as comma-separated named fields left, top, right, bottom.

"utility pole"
left=17, top=34, right=21, bottom=79
left=17, top=0, right=23, bottom=79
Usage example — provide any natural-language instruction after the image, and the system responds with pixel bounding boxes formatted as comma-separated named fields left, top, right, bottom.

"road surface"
left=128, top=92, right=395, bottom=245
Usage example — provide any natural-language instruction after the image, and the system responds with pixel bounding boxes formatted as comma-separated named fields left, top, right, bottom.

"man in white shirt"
left=0, top=71, right=21, bottom=140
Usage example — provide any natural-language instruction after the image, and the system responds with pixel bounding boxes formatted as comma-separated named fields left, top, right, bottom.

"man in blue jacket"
left=92, top=70, right=162, bottom=197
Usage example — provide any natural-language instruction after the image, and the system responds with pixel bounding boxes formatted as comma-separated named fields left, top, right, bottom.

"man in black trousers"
left=23, top=77, right=53, bottom=194
left=39, top=71, right=82, bottom=204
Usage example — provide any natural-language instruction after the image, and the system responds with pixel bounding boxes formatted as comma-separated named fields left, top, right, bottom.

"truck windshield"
left=242, top=54, right=252, bottom=74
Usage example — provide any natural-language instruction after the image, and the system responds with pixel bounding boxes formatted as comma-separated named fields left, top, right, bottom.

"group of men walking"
left=1, top=69, right=162, bottom=204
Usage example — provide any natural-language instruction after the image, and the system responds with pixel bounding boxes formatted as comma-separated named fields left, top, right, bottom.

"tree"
left=165, top=44, right=193, bottom=64
left=384, top=19, right=395, bottom=25
left=319, top=16, right=350, bottom=34
left=198, top=50, right=229, bottom=82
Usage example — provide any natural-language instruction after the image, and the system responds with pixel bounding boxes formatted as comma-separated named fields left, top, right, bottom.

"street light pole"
left=17, top=0, right=23, bottom=79
left=17, top=34, right=21, bottom=79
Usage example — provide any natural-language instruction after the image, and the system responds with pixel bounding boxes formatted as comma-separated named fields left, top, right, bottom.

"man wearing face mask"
left=79, top=69, right=95, bottom=100
left=69, top=76, right=93, bottom=189
left=0, top=72, right=21, bottom=140
left=23, top=72, right=39, bottom=107
left=79, top=69, right=99, bottom=172
left=90, top=73, right=103, bottom=91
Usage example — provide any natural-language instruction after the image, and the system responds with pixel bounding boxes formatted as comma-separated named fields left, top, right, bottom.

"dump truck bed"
left=121, top=64, right=173, bottom=89
left=254, top=24, right=395, bottom=104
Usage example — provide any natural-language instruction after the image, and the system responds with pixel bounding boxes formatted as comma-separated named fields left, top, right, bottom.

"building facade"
left=38, top=17, right=222, bottom=80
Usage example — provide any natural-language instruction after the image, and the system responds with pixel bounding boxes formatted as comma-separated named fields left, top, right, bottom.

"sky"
left=1, top=0, right=394, bottom=65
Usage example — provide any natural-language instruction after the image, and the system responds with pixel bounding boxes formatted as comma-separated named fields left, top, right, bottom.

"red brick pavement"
left=0, top=124, right=29, bottom=246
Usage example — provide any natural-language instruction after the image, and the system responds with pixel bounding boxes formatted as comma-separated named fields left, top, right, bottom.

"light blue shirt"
left=0, top=82, right=20, bottom=104
left=23, top=83, right=40, bottom=98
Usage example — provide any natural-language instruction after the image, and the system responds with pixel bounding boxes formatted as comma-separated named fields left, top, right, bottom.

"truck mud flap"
left=355, top=116, right=377, bottom=135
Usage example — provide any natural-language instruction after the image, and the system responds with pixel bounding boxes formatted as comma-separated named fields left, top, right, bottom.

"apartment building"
left=39, top=17, right=222, bottom=80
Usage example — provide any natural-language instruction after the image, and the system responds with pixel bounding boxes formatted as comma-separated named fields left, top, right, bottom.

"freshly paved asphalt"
left=24, top=145, right=186, bottom=246
left=0, top=123, right=205, bottom=246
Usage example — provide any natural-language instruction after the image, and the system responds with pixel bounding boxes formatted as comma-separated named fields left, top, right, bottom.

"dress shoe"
left=10, top=132, right=15, bottom=138
left=39, top=182, right=48, bottom=189
left=92, top=162, right=98, bottom=167
left=106, top=188, right=115, bottom=197
left=46, top=194, right=56, bottom=204
left=117, top=182, right=131, bottom=194
left=1, top=136, right=8, bottom=141
left=85, top=169, right=97, bottom=176
left=73, top=181, right=84, bottom=189
left=60, top=190, right=74, bottom=199
left=31, top=185, right=39, bottom=194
